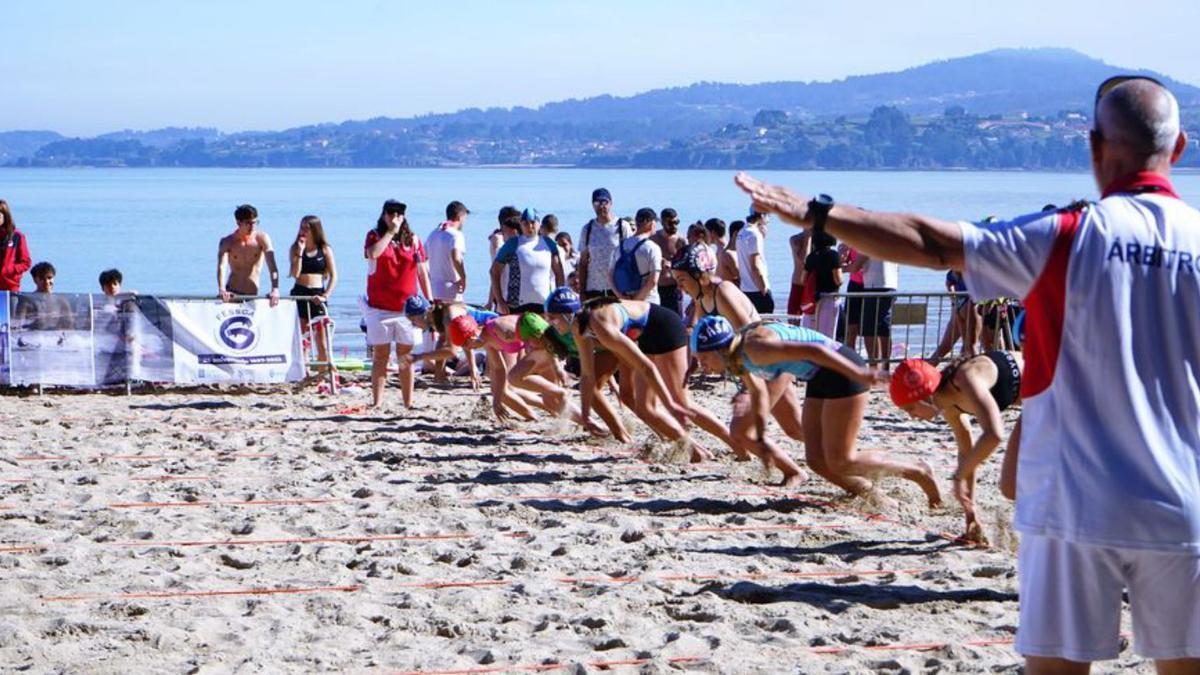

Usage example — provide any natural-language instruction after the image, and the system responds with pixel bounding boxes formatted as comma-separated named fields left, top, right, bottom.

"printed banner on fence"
left=9, top=292, right=96, bottom=386
left=164, top=299, right=304, bottom=384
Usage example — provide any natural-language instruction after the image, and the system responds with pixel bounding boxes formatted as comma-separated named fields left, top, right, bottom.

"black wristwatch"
left=808, top=194, right=834, bottom=234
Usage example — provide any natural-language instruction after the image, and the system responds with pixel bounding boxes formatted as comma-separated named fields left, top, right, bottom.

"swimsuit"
left=587, top=303, right=686, bottom=356
left=985, top=350, right=1022, bottom=411
left=483, top=318, right=525, bottom=354
left=299, top=247, right=327, bottom=275
left=738, top=322, right=867, bottom=399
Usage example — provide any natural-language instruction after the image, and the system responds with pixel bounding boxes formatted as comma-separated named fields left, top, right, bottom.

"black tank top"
left=299, top=247, right=327, bottom=275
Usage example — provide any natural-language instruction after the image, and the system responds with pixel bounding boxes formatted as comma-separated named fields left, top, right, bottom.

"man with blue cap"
left=489, top=207, right=564, bottom=315
left=577, top=188, right=635, bottom=301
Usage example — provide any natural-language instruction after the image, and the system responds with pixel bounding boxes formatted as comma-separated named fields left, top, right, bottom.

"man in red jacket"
left=0, top=200, right=31, bottom=291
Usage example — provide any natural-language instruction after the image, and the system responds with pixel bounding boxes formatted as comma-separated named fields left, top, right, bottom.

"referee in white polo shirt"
left=735, top=76, right=1199, bottom=674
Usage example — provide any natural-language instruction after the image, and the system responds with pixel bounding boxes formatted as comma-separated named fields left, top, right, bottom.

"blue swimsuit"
left=740, top=323, right=836, bottom=382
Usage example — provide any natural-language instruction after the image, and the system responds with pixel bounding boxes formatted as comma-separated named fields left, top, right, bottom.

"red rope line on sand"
left=398, top=653, right=705, bottom=667
left=556, top=567, right=928, bottom=585
left=0, top=544, right=47, bottom=553
left=128, top=475, right=215, bottom=482
left=9, top=455, right=68, bottom=461
left=109, top=497, right=341, bottom=509
left=810, top=637, right=1015, bottom=654
left=754, top=487, right=993, bottom=550
left=43, top=584, right=362, bottom=603
left=105, top=453, right=277, bottom=461
left=393, top=655, right=708, bottom=674
left=113, top=533, right=472, bottom=548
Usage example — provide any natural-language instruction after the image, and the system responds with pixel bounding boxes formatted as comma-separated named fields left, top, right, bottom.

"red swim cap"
left=448, top=314, right=480, bottom=347
left=890, top=359, right=941, bottom=406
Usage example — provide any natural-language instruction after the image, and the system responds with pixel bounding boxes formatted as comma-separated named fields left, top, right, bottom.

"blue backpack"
left=613, top=237, right=649, bottom=296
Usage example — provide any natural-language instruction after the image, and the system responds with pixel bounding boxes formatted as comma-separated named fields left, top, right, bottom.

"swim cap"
left=690, top=315, right=736, bottom=353
left=404, top=295, right=430, bottom=317
left=518, top=313, right=550, bottom=342
left=889, top=359, right=941, bottom=406
left=544, top=286, right=582, bottom=314
left=1013, top=310, right=1026, bottom=347
left=448, top=314, right=480, bottom=347
left=671, top=243, right=716, bottom=274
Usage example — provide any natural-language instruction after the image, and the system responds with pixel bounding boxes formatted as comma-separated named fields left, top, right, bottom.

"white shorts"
left=1016, top=534, right=1200, bottom=661
left=363, top=305, right=419, bottom=347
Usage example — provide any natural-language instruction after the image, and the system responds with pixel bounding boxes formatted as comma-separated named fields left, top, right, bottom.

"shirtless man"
left=650, top=207, right=686, bottom=316
left=217, top=204, right=280, bottom=307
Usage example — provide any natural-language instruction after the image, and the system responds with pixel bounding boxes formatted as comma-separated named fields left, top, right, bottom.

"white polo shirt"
left=736, top=225, right=768, bottom=293
left=961, top=172, right=1200, bottom=552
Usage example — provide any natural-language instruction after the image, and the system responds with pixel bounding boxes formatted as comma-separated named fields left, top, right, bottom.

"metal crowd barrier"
left=764, top=290, right=1020, bottom=366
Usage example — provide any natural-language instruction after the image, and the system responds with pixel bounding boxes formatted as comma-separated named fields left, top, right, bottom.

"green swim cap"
left=518, top=313, right=550, bottom=342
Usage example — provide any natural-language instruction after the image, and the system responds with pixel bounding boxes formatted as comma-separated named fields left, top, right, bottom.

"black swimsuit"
left=985, top=350, right=1022, bottom=411
left=698, top=281, right=723, bottom=317
left=948, top=350, right=1021, bottom=413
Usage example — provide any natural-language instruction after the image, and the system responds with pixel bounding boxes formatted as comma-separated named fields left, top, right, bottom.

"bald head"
left=1096, top=79, right=1181, bottom=161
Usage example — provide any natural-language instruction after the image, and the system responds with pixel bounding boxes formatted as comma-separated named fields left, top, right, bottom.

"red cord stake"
left=43, top=584, right=362, bottom=603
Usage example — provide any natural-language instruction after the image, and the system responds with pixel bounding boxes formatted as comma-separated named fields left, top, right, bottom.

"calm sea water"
left=4, top=168, right=1198, bottom=351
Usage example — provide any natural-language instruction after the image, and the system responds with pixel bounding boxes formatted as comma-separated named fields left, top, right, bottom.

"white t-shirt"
left=961, top=177, right=1200, bottom=551
left=611, top=235, right=663, bottom=304
left=494, top=234, right=559, bottom=307
left=579, top=218, right=634, bottom=293
left=736, top=225, right=768, bottom=293
left=861, top=258, right=899, bottom=289
left=426, top=223, right=465, bottom=301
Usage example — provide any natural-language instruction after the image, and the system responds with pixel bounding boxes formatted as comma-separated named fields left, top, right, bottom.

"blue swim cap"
left=691, top=315, right=736, bottom=353
left=544, top=287, right=582, bottom=314
left=404, top=295, right=431, bottom=317
left=1013, top=310, right=1025, bottom=347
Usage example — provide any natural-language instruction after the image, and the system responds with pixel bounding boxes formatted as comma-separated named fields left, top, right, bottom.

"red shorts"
left=787, top=282, right=805, bottom=316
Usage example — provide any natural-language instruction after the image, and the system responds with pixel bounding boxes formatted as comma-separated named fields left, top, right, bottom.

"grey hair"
left=1098, top=80, right=1181, bottom=159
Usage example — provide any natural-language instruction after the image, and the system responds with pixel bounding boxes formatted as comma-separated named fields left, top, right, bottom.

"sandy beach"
left=0, top=374, right=1151, bottom=673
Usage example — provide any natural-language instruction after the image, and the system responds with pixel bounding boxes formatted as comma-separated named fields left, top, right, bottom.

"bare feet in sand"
left=963, top=519, right=989, bottom=546
left=779, top=470, right=809, bottom=488
left=913, top=459, right=943, bottom=508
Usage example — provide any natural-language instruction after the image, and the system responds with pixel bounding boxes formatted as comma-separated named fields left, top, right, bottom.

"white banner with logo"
left=164, top=299, right=305, bottom=384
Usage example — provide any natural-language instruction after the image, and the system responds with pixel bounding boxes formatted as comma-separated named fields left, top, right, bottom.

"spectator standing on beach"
left=488, top=206, right=519, bottom=310
left=555, top=231, right=578, bottom=279
left=364, top=199, right=431, bottom=408
left=735, top=76, right=1200, bottom=673
left=801, top=230, right=843, bottom=338
left=15, top=262, right=74, bottom=330
left=288, top=215, right=338, bottom=376
left=0, top=200, right=31, bottom=292
left=786, top=230, right=811, bottom=321
left=843, top=246, right=866, bottom=351
left=737, top=210, right=774, bottom=314
left=612, top=208, right=664, bottom=304
left=490, top=208, right=563, bottom=314
left=577, top=188, right=633, bottom=300
left=217, top=204, right=280, bottom=307
left=427, top=201, right=470, bottom=302
left=703, top=218, right=726, bottom=269
left=651, top=208, right=685, bottom=315
left=540, top=214, right=573, bottom=277
left=717, top=220, right=743, bottom=286
left=856, top=253, right=899, bottom=369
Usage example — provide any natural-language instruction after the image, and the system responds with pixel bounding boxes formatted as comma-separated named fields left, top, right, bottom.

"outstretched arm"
left=735, top=173, right=965, bottom=270
left=743, top=337, right=880, bottom=386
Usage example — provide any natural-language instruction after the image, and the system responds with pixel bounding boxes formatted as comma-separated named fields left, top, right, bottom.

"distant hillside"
left=0, top=130, right=63, bottom=165
left=6, top=47, right=1199, bottom=169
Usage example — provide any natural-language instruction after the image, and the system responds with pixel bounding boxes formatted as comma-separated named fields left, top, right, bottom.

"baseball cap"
left=521, top=207, right=540, bottom=223
left=383, top=199, right=407, bottom=215
left=591, top=188, right=612, bottom=203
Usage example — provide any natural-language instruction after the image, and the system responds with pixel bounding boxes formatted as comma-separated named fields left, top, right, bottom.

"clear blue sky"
left=4, top=0, right=1198, bottom=136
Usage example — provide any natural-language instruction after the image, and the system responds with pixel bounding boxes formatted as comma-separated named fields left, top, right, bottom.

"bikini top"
left=299, top=247, right=327, bottom=275
left=585, top=303, right=648, bottom=341
left=483, top=317, right=525, bottom=354
left=697, top=280, right=723, bottom=317
left=739, top=322, right=835, bottom=382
